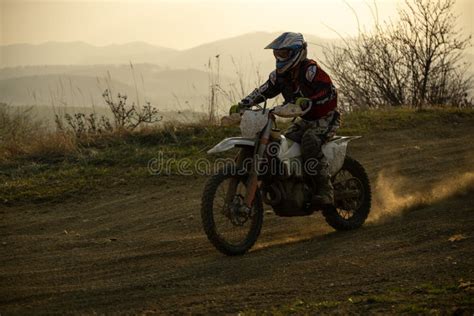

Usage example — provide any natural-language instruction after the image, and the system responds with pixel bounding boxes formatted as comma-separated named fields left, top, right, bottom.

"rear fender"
left=322, top=136, right=361, bottom=175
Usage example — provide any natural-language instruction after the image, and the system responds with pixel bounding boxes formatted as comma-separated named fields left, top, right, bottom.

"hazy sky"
left=1, top=0, right=473, bottom=49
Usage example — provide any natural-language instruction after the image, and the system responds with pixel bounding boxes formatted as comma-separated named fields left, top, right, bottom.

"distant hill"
left=3, top=32, right=472, bottom=73
left=0, top=33, right=345, bottom=110
left=0, top=64, right=231, bottom=111
left=0, top=63, right=164, bottom=81
left=166, top=32, right=337, bottom=76
left=0, top=32, right=338, bottom=75
left=0, top=41, right=177, bottom=67
left=0, top=74, right=131, bottom=107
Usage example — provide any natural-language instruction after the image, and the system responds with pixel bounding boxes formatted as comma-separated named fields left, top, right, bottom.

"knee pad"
left=301, top=130, right=324, bottom=161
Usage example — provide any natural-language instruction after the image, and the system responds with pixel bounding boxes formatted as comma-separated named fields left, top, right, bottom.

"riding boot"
left=312, top=174, right=334, bottom=206
left=311, top=161, right=334, bottom=206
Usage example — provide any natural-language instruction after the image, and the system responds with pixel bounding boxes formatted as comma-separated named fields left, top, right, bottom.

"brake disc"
left=226, top=195, right=250, bottom=226
left=342, top=178, right=363, bottom=210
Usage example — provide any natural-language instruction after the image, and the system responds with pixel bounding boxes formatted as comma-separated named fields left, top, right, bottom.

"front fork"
left=223, top=113, right=274, bottom=210
left=244, top=115, right=274, bottom=208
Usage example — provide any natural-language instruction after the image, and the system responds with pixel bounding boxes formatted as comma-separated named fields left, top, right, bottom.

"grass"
left=339, top=106, right=474, bottom=135
left=240, top=282, right=472, bottom=315
left=0, top=124, right=239, bottom=204
left=242, top=299, right=341, bottom=315
left=1, top=107, right=474, bottom=205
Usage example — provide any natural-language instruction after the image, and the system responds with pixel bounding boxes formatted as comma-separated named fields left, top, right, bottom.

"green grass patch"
left=338, top=107, right=474, bottom=135
left=0, top=124, right=239, bottom=205
left=416, top=283, right=459, bottom=295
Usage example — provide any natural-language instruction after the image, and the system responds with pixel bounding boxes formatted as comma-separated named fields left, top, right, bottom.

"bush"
left=54, top=90, right=163, bottom=138
left=102, top=89, right=162, bottom=130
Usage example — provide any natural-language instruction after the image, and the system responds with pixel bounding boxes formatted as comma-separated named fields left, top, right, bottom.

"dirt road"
left=1, top=120, right=474, bottom=314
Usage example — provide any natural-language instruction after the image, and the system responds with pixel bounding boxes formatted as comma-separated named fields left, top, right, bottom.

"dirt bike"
left=201, top=103, right=371, bottom=256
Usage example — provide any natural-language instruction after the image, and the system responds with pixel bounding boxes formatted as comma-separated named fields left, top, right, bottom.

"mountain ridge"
left=0, top=32, right=336, bottom=69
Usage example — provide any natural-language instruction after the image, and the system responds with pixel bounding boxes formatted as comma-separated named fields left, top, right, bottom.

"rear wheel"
left=323, top=156, right=371, bottom=230
left=201, top=165, right=263, bottom=255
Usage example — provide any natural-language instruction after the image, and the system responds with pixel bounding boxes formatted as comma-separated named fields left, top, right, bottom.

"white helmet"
left=265, top=32, right=307, bottom=74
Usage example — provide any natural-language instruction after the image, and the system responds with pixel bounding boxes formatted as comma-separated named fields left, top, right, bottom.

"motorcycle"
left=201, top=102, right=371, bottom=255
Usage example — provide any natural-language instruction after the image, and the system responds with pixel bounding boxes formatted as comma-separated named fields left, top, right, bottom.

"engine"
left=262, top=178, right=313, bottom=217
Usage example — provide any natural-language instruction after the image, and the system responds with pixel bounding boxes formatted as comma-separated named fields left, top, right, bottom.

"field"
left=1, top=108, right=473, bottom=314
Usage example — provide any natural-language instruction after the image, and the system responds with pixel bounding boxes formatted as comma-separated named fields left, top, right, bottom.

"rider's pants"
left=284, top=110, right=341, bottom=177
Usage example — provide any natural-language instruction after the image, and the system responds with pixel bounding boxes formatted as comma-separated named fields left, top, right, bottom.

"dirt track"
left=1, top=120, right=474, bottom=314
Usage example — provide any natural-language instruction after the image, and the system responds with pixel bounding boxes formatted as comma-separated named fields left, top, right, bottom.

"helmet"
left=265, top=32, right=307, bottom=74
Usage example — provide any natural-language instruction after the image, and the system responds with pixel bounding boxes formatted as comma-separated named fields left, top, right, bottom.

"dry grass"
left=2, top=104, right=473, bottom=163
left=0, top=104, right=78, bottom=162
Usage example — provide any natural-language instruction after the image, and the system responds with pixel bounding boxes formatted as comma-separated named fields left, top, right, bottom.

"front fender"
left=207, top=137, right=256, bottom=154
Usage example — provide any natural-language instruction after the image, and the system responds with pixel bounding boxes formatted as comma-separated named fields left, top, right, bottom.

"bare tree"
left=325, top=0, right=472, bottom=109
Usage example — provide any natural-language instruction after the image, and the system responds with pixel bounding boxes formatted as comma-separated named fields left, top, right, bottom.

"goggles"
left=273, top=49, right=292, bottom=61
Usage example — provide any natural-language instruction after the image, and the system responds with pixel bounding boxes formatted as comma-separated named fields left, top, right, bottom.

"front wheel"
left=201, top=165, right=263, bottom=255
left=323, top=156, right=371, bottom=231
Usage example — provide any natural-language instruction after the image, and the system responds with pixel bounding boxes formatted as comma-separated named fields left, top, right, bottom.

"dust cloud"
left=369, top=170, right=474, bottom=223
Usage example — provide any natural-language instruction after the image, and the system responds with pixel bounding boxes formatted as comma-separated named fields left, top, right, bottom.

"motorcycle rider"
left=229, top=32, right=340, bottom=206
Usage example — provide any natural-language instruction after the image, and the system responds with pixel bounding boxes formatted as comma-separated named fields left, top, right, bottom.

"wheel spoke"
left=333, top=168, right=365, bottom=221
left=212, top=177, right=256, bottom=247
